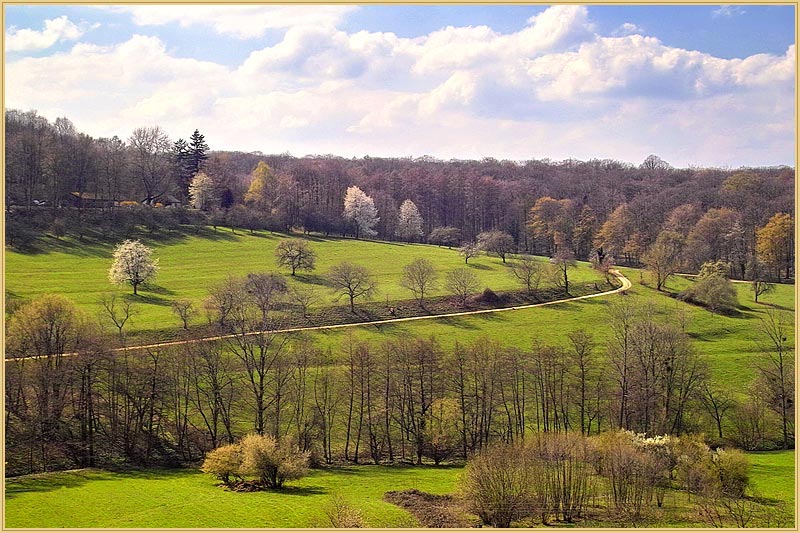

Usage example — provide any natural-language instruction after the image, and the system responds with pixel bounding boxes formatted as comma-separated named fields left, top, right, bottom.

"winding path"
left=8, top=270, right=631, bottom=361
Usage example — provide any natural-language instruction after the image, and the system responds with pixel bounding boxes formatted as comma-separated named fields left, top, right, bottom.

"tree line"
left=6, top=109, right=794, bottom=281
left=5, top=291, right=792, bottom=476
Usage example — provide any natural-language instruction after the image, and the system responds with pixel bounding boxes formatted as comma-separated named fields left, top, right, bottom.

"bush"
left=324, top=493, right=366, bottom=528
left=459, top=443, right=533, bottom=527
left=711, top=448, right=750, bottom=498
left=239, top=434, right=309, bottom=489
left=200, top=443, right=242, bottom=486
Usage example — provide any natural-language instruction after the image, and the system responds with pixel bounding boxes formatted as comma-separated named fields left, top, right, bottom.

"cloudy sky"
left=5, top=4, right=796, bottom=167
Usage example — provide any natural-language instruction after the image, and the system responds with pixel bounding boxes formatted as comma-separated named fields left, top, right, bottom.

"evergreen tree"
left=189, top=129, right=209, bottom=175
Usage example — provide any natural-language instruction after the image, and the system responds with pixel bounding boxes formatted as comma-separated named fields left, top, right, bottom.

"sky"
left=4, top=4, right=796, bottom=168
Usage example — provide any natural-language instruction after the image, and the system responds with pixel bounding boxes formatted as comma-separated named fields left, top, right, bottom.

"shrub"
left=459, top=442, right=533, bottom=527
left=710, top=448, right=750, bottom=498
left=324, top=493, right=366, bottom=528
left=200, top=443, right=242, bottom=486
left=528, top=432, right=594, bottom=523
left=239, top=434, right=309, bottom=488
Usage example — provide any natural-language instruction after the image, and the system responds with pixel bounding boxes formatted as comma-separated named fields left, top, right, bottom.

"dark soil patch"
left=227, top=480, right=262, bottom=492
left=383, top=489, right=476, bottom=528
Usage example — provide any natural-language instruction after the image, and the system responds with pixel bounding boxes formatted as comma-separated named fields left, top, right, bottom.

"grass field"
left=5, top=229, right=794, bottom=393
left=5, top=228, right=607, bottom=336
left=5, top=450, right=794, bottom=528
left=4, top=465, right=461, bottom=528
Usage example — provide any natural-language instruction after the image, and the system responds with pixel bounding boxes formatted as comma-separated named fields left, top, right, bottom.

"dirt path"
left=8, top=270, right=631, bottom=360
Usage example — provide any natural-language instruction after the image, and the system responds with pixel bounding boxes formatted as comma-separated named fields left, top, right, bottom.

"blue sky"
left=5, top=4, right=796, bottom=167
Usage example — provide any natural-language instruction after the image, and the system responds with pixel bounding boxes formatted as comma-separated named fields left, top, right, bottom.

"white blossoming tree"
left=343, top=185, right=379, bottom=239
left=395, top=199, right=424, bottom=241
left=108, top=240, right=159, bottom=295
left=188, top=171, right=216, bottom=210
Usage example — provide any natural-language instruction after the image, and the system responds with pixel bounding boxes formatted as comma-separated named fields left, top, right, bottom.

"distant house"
left=69, top=192, right=117, bottom=208
left=144, top=194, right=182, bottom=207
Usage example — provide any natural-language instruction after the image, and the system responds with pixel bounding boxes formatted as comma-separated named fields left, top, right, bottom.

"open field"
left=5, top=450, right=794, bottom=528
left=5, top=228, right=607, bottom=336
left=6, top=230, right=794, bottom=392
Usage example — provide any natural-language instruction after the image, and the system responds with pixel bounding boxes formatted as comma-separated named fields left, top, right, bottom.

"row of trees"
left=461, top=431, right=764, bottom=527
left=5, top=292, right=792, bottom=475
left=7, top=110, right=793, bottom=280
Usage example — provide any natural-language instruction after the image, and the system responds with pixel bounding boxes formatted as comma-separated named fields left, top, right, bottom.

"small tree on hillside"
left=681, top=261, right=738, bottom=314
left=550, top=249, right=577, bottom=295
left=509, top=255, right=544, bottom=295
left=400, top=258, right=438, bottom=306
left=642, top=230, right=684, bottom=291
left=459, top=242, right=480, bottom=264
left=445, top=268, right=480, bottom=307
left=477, top=230, right=515, bottom=263
left=327, top=262, right=377, bottom=312
left=108, top=239, right=159, bottom=295
left=275, top=239, right=317, bottom=276
left=395, top=199, right=424, bottom=241
left=171, top=298, right=197, bottom=330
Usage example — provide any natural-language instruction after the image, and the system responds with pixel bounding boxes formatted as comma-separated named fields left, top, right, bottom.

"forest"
left=5, top=109, right=795, bottom=282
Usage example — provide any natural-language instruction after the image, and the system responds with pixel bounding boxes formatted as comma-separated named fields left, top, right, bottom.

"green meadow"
left=5, top=229, right=606, bottom=335
left=5, top=228, right=794, bottom=392
left=5, top=450, right=793, bottom=528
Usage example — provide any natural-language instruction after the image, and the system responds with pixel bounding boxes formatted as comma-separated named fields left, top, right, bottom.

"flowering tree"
left=395, top=199, right=423, bottom=241
left=108, top=239, right=159, bottom=295
left=188, top=171, right=216, bottom=210
left=343, top=186, right=379, bottom=239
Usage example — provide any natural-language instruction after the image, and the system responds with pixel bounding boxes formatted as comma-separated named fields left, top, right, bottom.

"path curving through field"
left=7, top=270, right=631, bottom=360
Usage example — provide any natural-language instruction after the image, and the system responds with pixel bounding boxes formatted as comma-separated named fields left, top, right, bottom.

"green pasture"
left=5, top=228, right=605, bottom=335
left=5, top=450, right=794, bottom=528
left=4, top=465, right=461, bottom=528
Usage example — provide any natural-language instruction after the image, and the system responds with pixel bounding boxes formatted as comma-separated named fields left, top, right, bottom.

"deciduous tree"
left=327, top=262, right=377, bottom=312
left=343, top=185, right=379, bottom=239
left=400, top=258, right=438, bottom=306
left=108, top=240, right=159, bottom=295
left=274, top=239, right=317, bottom=276
left=395, top=199, right=424, bottom=241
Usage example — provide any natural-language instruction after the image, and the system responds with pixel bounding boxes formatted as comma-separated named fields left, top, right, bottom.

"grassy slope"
left=4, top=465, right=461, bottom=528
left=5, top=229, right=604, bottom=334
left=5, top=451, right=794, bottom=528
left=295, top=267, right=794, bottom=392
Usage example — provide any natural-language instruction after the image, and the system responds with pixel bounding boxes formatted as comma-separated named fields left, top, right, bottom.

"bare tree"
left=327, top=262, right=377, bottom=313
left=289, top=285, right=319, bottom=319
left=642, top=230, right=684, bottom=291
left=171, top=299, right=197, bottom=330
left=275, top=239, right=317, bottom=276
left=550, top=249, right=577, bottom=295
left=753, top=310, right=794, bottom=449
left=400, top=258, right=438, bottom=307
left=445, top=268, right=480, bottom=307
left=100, top=293, right=135, bottom=342
left=477, top=230, right=515, bottom=263
left=509, top=255, right=544, bottom=296
left=128, top=126, right=173, bottom=204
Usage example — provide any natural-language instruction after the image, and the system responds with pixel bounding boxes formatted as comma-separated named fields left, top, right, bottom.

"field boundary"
left=8, top=270, right=631, bottom=360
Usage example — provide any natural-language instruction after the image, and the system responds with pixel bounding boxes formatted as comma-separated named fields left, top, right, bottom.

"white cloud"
left=106, top=5, right=357, bottom=39
left=6, top=16, right=96, bottom=52
left=712, top=5, right=746, bottom=18
left=5, top=6, right=795, bottom=167
left=613, top=22, right=645, bottom=36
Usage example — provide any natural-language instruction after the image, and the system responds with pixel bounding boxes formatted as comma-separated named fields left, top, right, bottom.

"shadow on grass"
left=466, top=263, right=491, bottom=270
left=4, top=467, right=179, bottom=499
left=270, top=485, right=328, bottom=496
left=295, top=274, right=332, bottom=287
